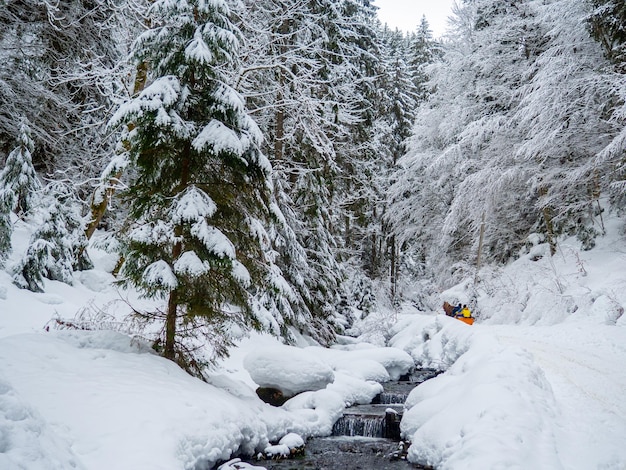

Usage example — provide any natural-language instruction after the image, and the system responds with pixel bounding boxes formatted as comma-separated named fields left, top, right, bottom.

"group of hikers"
left=442, top=301, right=472, bottom=319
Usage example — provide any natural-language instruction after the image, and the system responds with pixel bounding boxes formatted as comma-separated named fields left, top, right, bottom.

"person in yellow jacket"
left=461, top=305, right=471, bottom=318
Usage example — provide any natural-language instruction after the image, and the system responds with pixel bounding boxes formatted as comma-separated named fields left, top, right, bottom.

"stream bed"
left=239, top=369, right=440, bottom=470
left=252, top=436, right=418, bottom=469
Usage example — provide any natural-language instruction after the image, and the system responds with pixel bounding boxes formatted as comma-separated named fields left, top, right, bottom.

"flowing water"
left=236, top=369, right=441, bottom=470
left=251, top=436, right=418, bottom=469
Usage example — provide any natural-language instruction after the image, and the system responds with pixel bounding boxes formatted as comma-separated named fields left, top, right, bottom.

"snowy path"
left=492, top=323, right=626, bottom=470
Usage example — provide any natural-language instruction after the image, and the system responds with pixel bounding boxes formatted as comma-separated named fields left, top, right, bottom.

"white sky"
left=374, top=0, right=456, bottom=37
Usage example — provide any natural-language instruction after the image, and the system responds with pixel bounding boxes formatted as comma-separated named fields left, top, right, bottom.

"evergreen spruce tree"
left=233, top=0, right=381, bottom=336
left=0, top=121, right=41, bottom=216
left=409, top=16, right=440, bottom=102
left=0, top=190, right=13, bottom=265
left=13, top=187, right=88, bottom=292
left=0, top=120, right=40, bottom=266
left=109, top=0, right=275, bottom=367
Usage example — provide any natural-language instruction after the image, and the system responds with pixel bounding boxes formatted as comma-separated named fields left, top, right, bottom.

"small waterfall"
left=331, top=369, right=442, bottom=440
left=376, top=392, right=408, bottom=404
left=332, top=414, right=384, bottom=438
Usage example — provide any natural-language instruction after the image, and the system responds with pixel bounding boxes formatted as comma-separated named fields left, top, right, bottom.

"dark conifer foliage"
left=0, top=121, right=41, bottom=216
left=13, top=187, right=89, bottom=292
left=109, top=0, right=277, bottom=368
left=587, top=0, right=626, bottom=70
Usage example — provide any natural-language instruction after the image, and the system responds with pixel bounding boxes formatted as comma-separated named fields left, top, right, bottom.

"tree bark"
left=84, top=169, right=123, bottom=243
left=475, top=212, right=486, bottom=283
left=164, top=145, right=190, bottom=361
left=539, top=187, right=557, bottom=256
left=390, top=235, right=397, bottom=299
left=164, top=289, right=178, bottom=360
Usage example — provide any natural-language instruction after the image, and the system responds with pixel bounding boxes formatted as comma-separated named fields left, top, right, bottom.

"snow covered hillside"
left=1, top=217, right=626, bottom=470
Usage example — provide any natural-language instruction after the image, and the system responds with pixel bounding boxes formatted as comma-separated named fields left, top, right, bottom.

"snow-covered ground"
left=1, top=217, right=626, bottom=469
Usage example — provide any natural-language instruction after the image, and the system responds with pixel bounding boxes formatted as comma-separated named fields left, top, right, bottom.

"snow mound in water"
left=306, top=345, right=414, bottom=381
left=244, top=345, right=335, bottom=395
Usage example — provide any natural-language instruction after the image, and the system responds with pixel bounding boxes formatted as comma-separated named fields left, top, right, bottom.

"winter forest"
left=2, top=0, right=625, bottom=365
left=1, top=0, right=626, bottom=469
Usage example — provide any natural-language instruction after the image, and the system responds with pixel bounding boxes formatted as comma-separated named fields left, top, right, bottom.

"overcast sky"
left=374, top=0, right=456, bottom=37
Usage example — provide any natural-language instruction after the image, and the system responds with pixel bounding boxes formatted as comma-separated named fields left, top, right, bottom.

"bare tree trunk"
left=475, top=212, right=486, bottom=283
left=539, top=187, right=557, bottom=256
left=164, top=289, right=178, bottom=360
left=390, top=235, right=397, bottom=299
left=164, top=221, right=183, bottom=360
left=369, top=233, right=377, bottom=277
left=592, top=169, right=605, bottom=234
left=84, top=169, right=123, bottom=242
left=275, top=95, right=285, bottom=161
left=543, top=207, right=557, bottom=256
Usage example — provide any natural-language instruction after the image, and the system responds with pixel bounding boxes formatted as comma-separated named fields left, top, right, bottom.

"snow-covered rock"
left=217, top=458, right=266, bottom=470
left=244, top=345, right=335, bottom=396
left=262, top=432, right=304, bottom=458
left=278, top=432, right=304, bottom=449
left=77, top=269, right=115, bottom=293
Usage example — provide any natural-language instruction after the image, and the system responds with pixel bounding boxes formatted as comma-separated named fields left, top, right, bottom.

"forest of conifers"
left=0, top=0, right=624, bottom=367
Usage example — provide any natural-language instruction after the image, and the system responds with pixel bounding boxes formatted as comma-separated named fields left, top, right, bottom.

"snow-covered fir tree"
left=0, top=120, right=41, bottom=216
left=13, top=185, right=89, bottom=293
left=109, top=0, right=279, bottom=368
left=408, top=16, right=440, bottom=102
left=0, top=190, right=12, bottom=265
left=233, top=0, right=382, bottom=333
left=2, top=0, right=625, bottom=339
left=0, top=120, right=41, bottom=266
left=346, top=22, right=437, bottom=294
